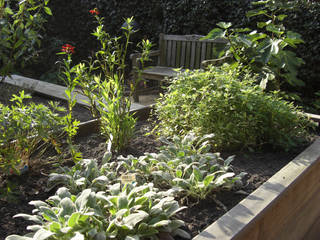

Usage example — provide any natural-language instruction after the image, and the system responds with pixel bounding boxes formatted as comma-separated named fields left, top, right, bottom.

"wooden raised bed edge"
left=193, top=136, right=320, bottom=240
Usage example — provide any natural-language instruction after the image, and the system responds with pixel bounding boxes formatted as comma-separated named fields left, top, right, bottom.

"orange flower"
left=61, top=44, right=75, bottom=54
left=89, top=8, right=100, bottom=15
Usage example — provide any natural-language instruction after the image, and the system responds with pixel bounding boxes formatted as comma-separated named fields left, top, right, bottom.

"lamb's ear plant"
left=47, top=153, right=115, bottom=193
left=0, top=0, right=52, bottom=82
left=6, top=184, right=190, bottom=240
left=203, top=0, right=305, bottom=91
left=106, top=133, right=243, bottom=200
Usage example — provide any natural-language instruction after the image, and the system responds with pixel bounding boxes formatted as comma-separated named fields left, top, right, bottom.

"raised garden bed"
left=0, top=80, right=319, bottom=239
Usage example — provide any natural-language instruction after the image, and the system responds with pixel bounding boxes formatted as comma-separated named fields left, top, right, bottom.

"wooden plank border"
left=193, top=137, right=320, bottom=240
left=3, top=75, right=146, bottom=111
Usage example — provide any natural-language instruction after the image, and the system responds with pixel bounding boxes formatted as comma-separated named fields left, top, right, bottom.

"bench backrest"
left=158, top=34, right=227, bottom=69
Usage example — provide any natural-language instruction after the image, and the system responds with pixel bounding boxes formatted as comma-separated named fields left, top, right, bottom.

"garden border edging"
left=193, top=137, right=320, bottom=240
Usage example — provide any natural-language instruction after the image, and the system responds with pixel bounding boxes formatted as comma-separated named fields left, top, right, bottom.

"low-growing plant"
left=0, top=91, right=64, bottom=175
left=6, top=184, right=190, bottom=240
left=153, top=64, right=314, bottom=151
left=105, top=133, right=243, bottom=200
left=47, top=152, right=115, bottom=193
left=0, top=0, right=52, bottom=81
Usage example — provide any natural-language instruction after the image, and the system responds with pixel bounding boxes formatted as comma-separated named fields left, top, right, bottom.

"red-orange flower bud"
left=89, top=8, right=100, bottom=15
left=61, top=44, right=75, bottom=54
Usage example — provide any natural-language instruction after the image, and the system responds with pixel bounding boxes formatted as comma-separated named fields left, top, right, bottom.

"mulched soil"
left=0, top=82, right=317, bottom=239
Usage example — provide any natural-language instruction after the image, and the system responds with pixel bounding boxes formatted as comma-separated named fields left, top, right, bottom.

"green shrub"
left=0, top=91, right=64, bottom=175
left=153, top=64, right=313, bottom=151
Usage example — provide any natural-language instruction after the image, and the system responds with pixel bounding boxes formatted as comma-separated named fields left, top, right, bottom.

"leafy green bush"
left=6, top=184, right=190, bottom=240
left=0, top=91, right=64, bottom=174
left=153, top=64, right=313, bottom=151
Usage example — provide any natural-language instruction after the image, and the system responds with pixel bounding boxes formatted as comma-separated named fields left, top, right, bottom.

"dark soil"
left=0, top=83, right=317, bottom=239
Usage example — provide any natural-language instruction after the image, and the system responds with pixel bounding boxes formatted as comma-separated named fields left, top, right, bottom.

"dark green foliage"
left=283, top=0, right=320, bottom=110
left=20, top=0, right=318, bottom=111
left=153, top=65, right=314, bottom=151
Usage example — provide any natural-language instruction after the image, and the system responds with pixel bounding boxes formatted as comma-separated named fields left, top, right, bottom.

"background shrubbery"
left=21, top=0, right=319, bottom=110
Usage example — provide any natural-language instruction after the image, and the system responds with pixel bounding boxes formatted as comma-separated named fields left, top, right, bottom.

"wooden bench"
left=130, top=33, right=228, bottom=102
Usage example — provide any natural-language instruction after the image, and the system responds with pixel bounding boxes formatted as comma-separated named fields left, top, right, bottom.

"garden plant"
left=153, top=64, right=314, bottom=151
left=0, top=1, right=319, bottom=239
left=60, top=11, right=152, bottom=152
left=0, top=0, right=52, bottom=81
left=202, top=0, right=305, bottom=92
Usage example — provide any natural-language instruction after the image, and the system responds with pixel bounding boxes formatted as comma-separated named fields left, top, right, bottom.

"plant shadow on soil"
left=0, top=83, right=316, bottom=239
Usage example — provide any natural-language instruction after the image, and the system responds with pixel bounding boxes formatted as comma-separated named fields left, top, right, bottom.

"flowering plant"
left=57, top=44, right=82, bottom=162
left=73, top=11, right=152, bottom=152
left=89, top=8, right=99, bottom=15
left=61, top=44, right=76, bottom=54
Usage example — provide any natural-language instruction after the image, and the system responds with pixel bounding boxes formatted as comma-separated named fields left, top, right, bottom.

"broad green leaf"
left=252, top=0, right=270, bottom=5
left=75, top=189, right=92, bottom=210
left=33, top=229, right=54, bottom=240
left=172, top=228, right=191, bottom=239
left=59, top=198, right=76, bottom=218
left=70, top=232, right=84, bottom=240
left=201, top=28, right=225, bottom=41
left=102, top=151, right=112, bottom=163
left=257, top=22, right=267, bottom=28
left=68, top=212, right=81, bottom=227
left=135, top=196, right=149, bottom=206
left=13, top=214, right=42, bottom=224
left=216, top=22, right=232, bottom=29
left=125, top=236, right=140, bottom=240
left=277, top=14, right=287, bottom=21
left=118, top=195, right=129, bottom=209
left=56, top=187, right=71, bottom=199
left=39, top=206, right=58, bottom=222
left=203, top=175, right=215, bottom=187
left=193, top=167, right=202, bottom=181
left=123, top=211, right=149, bottom=228
left=49, top=222, right=61, bottom=232
left=5, top=7, right=14, bottom=15
left=176, top=169, right=182, bottom=178
left=246, top=9, right=268, bottom=18
left=266, top=24, right=284, bottom=35
left=152, top=220, right=171, bottom=227
left=166, top=219, right=185, bottom=231
left=29, top=200, right=48, bottom=208
left=44, top=7, right=52, bottom=15
left=5, top=235, right=32, bottom=240
left=26, top=225, right=42, bottom=231
left=215, top=172, right=235, bottom=186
